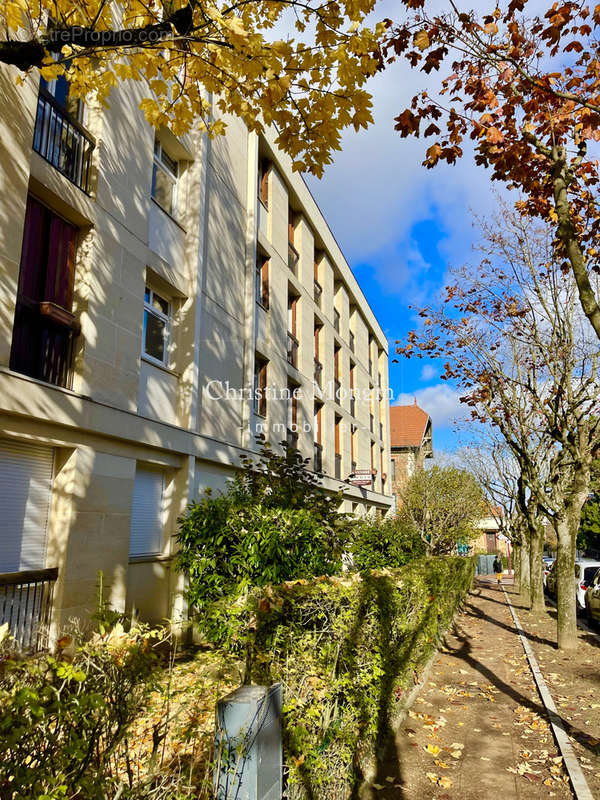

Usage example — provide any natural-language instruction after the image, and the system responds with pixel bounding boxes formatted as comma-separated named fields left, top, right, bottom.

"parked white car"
left=584, top=569, right=600, bottom=622
left=543, top=558, right=555, bottom=588
left=546, top=559, right=600, bottom=609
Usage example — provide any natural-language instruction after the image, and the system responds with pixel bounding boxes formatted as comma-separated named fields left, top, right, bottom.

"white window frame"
left=151, top=138, right=179, bottom=217
left=142, top=285, right=171, bottom=367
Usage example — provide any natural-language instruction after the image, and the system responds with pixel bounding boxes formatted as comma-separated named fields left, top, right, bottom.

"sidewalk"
left=371, top=578, right=591, bottom=799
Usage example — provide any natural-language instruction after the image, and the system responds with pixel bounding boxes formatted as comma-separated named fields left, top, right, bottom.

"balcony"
left=349, top=331, right=355, bottom=353
left=287, top=332, right=299, bottom=368
left=334, top=308, right=340, bottom=333
left=314, top=279, right=323, bottom=307
left=0, top=567, right=58, bottom=652
left=314, top=358, right=323, bottom=388
left=335, top=453, right=342, bottom=480
left=288, top=242, right=299, bottom=274
left=314, top=442, right=323, bottom=473
left=11, top=300, right=79, bottom=389
left=370, top=414, right=374, bottom=434
left=33, top=87, right=95, bottom=193
left=350, top=396, right=356, bottom=418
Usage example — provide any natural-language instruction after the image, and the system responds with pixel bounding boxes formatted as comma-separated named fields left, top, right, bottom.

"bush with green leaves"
left=0, top=624, right=167, bottom=800
left=176, top=438, right=352, bottom=642
left=350, top=516, right=426, bottom=571
left=242, top=556, right=475, bottom=800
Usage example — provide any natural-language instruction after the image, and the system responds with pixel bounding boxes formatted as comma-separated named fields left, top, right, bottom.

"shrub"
left=176, top=438, right=353, bottom=643
left=350, top=517, right=426, bottom=571
left=244, top=556, right=475, bottom=800
left=0, top=624, right=166, bottom=800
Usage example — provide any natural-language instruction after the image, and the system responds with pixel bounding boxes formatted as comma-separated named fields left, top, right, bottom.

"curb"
left=503, top=588, right=594, bottom=800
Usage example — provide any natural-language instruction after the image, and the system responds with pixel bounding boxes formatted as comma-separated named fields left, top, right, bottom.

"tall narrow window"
left=143, top=286, right=171, bottom=365
left=255, top=254, right=269, bottom=308
left=253, top=356, right=268, bottom=417
left=258, top=158, right=270, bottom=208
left=152, top=138, right=178, bottom=216
left=287, top=382, right=299, bottom=449
left=10, top=195, right=79, bottom=389
left=335, top=415, right=342, bottom=479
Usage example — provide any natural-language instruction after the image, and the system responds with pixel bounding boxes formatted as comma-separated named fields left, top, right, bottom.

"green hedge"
left=246, top=557, right=475, bottom=800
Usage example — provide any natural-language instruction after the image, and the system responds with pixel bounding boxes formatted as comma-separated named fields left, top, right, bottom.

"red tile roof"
left=390, top=403, right=431, bottom=448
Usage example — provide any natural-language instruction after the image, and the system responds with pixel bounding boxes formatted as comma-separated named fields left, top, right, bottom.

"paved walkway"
left=372, top=579, right=577, bottom=799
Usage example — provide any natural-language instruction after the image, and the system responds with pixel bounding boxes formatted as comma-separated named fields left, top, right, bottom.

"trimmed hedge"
left=246, top=557, right=475, bottom=800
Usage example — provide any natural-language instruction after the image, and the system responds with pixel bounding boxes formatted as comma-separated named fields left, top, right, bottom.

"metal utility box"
left=214, top=683, right=282, bottom=800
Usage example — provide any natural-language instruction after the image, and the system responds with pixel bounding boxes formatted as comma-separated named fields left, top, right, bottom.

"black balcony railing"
left=334, top=309, right=340, bottom=333
left=368, top=358, right=373, bottom=376
left=335, top=453, right=342, bottom=479
left=314, top=442, right=323, bottom=472
left=380, top=421, right=384, bottom=440
left=314, top=358, right=323, bottom=388
left=288, top=242, right=299, bottom=273
left=287, top=332, right=299, bottom=368
left=370, top=413, right=374, bottom=434
left=349, top=331, right=355, bottom=353
left=11, top=301, right=79, bottom=389
left=33, top=88, right=95, bottom=193
left=0, top=567, right=58, bottom=652
left=314, top=279, right=323, bottom=307
left=350, top=396, right=356, bottom=418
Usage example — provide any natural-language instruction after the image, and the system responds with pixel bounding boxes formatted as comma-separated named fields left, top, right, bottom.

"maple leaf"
left=414, top=29, right=431, bottom=51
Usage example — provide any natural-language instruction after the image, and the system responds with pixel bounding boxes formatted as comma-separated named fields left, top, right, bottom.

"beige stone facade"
left=0, top=65, right=392, bottom=637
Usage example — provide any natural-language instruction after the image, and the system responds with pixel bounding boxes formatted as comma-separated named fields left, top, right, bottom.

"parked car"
left=543, top=558, right=555, bottom=588
left=547, top=559, right=600, bottom=609
left=584, top=569, right=600, bottom=622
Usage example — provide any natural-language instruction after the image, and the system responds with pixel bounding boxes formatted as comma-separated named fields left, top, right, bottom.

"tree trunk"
left=554, top=515, right=578, bottom=650
left=529, top=523, right=545, bottom=612
left=519, top=535, right=531, bottom=606
left=513, top=542, right=521, bottom=590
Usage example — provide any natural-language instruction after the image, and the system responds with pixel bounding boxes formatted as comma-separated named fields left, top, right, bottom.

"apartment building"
left=0, top=63, right=392, bottom=644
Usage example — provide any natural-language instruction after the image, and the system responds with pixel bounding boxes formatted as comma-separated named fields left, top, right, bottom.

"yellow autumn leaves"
left=0, top=0, right=387, bottom=175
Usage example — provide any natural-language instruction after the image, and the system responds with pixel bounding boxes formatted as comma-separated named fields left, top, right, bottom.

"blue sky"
left=304, top=60, right=496, bottom=453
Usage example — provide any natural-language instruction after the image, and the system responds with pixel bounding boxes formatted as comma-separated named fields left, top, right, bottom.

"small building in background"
left=390, top=401, right=433, bottom=508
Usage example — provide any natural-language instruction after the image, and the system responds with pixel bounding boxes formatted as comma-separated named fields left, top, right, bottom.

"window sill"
left=253, top=409, right=267, bottom=420
left=256, top=300, right=270, bottom=312
left=258, top=197, right=269, bottom=212
left=150, top=197, right=187, bottom=233
left=141, top=354, right=181, bottom=378
left=129, top=553, right=172, bottom=564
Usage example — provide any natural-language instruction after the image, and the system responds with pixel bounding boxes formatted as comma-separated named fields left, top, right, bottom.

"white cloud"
left=394, top=384, right=468, bottom=429
left=420, top=364, right=437, bottom=382
left=303, top=0, right=515, bottom=294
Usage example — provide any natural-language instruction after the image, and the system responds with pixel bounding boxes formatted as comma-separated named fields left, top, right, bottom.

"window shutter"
left=129, top=467, right=164, bottom=557
left=0, top=439, right=54, bottom=572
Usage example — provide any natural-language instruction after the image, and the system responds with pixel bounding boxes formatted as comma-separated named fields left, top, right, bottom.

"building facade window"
left=255, top=254, right=269, bottom=308
left=152, top=138, right=178, bottom=216
left=33, top=75, right=94, bottom=192
left=129, top=466, right=165, bottom=557
left=143, top=286, right=171, bottom=365
left=253, top=356, right=268, bottom=417
left=258, top=158, right=270, bottom=208
left=10, top=195, right=80, bottom=389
